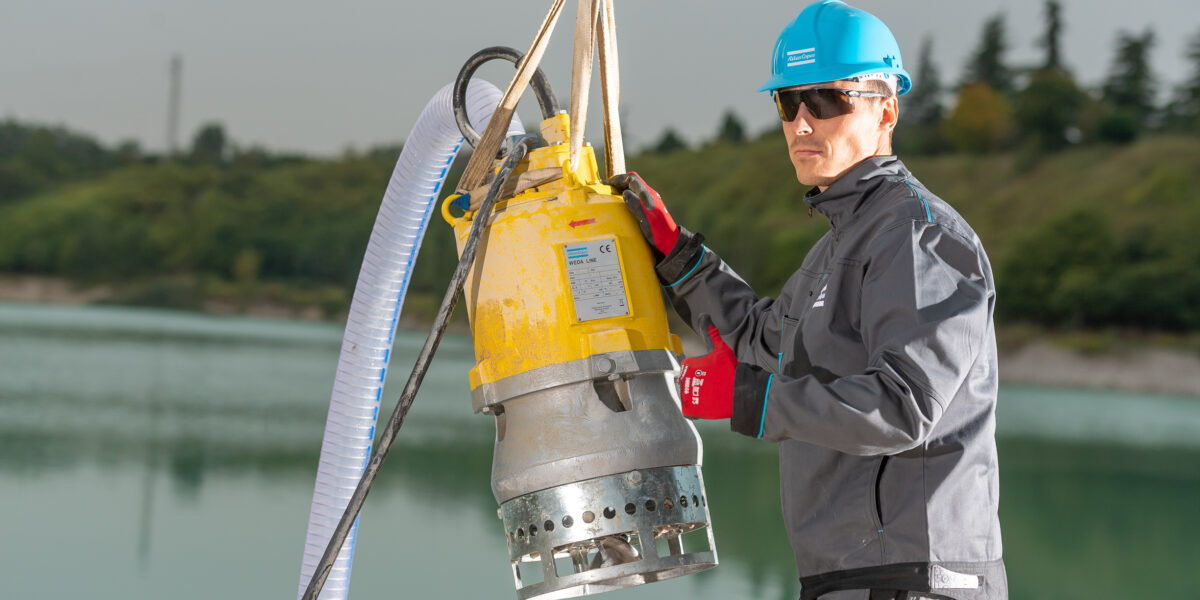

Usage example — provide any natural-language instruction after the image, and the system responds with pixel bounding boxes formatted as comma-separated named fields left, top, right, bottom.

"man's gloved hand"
left=678, top=326, right=736, bottom=419
left=607, top=172, right=680, bottom=259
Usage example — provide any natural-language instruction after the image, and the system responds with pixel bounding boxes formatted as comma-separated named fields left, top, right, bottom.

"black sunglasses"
left=772, top=88, right=888, bottom=121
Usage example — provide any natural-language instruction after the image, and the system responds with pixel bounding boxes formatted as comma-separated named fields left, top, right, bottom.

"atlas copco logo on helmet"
left=759, top=0, right=912, bottom=96
left=787, top=47, right=818, bottom=67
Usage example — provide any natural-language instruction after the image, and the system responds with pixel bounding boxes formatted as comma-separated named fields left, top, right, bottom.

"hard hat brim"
left=759, top=65, right=912, bottom=95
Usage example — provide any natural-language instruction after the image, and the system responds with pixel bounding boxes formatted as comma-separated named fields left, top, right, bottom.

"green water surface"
left=1, top=303, right=1197, bottom=599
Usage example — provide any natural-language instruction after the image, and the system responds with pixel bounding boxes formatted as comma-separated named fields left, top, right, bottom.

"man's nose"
left=789, top=106, right=814, bottom=135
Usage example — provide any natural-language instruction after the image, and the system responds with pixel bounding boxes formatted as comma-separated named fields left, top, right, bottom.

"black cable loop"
left=452, top=46, right=559, bottom=149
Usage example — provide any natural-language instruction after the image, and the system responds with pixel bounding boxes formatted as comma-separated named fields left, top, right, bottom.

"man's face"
left=778, top=80, right=898, bottom=189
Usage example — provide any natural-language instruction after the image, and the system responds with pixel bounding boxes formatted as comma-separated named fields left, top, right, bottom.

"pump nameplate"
left=563, top=239, right=630, bottom=322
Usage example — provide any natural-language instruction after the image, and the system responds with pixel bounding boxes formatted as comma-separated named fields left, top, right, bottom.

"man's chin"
left=794, top=168, right=831, bottom=188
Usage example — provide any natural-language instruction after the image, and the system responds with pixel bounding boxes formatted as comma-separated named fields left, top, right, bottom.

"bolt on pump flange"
left=442, top=113, right=717, bottom=599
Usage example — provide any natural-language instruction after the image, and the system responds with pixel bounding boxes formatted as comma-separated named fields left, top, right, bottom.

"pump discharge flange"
left=442, top=113, right=717, bottom=600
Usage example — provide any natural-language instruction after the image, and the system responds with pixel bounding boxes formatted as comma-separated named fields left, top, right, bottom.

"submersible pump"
left=440, top=48, right=717, bottom=600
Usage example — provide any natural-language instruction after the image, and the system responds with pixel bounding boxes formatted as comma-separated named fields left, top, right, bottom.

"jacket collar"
left=804, top=155, right=907, bottom=229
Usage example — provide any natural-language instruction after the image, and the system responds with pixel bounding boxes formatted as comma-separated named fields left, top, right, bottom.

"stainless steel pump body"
left=474, top=349, right=718, bottom=599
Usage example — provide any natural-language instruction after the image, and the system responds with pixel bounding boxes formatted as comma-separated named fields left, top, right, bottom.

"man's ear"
left=880, top=96, right=899, bottom=132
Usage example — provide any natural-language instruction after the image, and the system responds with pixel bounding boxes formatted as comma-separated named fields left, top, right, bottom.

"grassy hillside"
left=626, top=134, right=1200, bottom=330
left=1, top=132, right=1198, bottom=329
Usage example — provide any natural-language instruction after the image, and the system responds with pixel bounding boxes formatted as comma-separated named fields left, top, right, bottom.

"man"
left=608, top=1, right=1006, bottom=599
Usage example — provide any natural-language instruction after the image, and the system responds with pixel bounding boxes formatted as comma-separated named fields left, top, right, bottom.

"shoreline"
left=3, top=274, right=1198, bottom=398
left=998, top=341, right=1200, bottom=397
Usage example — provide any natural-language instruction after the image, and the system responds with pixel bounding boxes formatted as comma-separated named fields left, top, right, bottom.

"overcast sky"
left=2, top=0, right=1196, bottom=156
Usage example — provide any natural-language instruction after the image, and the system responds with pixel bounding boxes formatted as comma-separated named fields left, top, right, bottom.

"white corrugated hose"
left=297, top=79, right=522, bottom=600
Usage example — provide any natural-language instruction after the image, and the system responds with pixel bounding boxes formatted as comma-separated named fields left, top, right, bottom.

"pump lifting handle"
left=452, top=47, right=560, bottom=149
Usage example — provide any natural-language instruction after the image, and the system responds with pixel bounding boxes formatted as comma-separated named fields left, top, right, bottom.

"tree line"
left=904, top=1, right=1200, bottom=154
left=1, top=118, right=1198, bottom=332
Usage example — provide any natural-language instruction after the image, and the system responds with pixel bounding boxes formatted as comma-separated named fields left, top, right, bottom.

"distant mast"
left=167, top=54, right=182, bottom=157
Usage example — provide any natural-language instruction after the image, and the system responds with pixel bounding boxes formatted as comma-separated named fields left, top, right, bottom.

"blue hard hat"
left=759, top=0, right=911, bottom=95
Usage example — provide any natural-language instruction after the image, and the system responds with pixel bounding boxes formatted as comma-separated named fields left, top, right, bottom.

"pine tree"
left=1040, top=0, right=1064, bottom=69
left=1016, top=0, right=1086, bottom=150
left=905, top=36, right=944, bottom=127
left=1186, top=28, right=1200, bottom=104
left=653, top=128, right=688, bottom=155
left=1187, top=28, right=1200, bottom=106
left=1101, top=29, right=1157, bottom=133
left=715, top=110, right=746, bottom=144
left=1166, top=27, right=1200, bottom=129
left=895, top=36, right=947, bottom=154
left=191, top=123, right=229, bottom=165
left=962, top=14, right=1014, bottom=95
left=1102, top=29, right=1157, bottom=116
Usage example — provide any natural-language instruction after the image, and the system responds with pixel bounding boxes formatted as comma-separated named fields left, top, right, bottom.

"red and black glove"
left=678, top=326, right=737, bottom=419
left=607, top=172, right=681, bottom=259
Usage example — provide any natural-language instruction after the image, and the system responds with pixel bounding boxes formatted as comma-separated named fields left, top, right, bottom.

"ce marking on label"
left=598, top=242, right=615, bottom=254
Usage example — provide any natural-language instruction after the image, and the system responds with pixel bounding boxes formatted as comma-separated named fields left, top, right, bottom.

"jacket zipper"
left=873, top=455, right=889, bottom=529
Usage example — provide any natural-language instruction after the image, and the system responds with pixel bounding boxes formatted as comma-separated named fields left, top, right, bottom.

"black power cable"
left=302, top=136, right=534, bottom=600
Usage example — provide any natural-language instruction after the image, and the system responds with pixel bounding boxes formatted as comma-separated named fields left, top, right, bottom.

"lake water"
left=1, top=303, right=1198, bottom=599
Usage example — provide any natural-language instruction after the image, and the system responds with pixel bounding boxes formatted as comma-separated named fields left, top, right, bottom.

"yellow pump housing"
left=444, top=111, right=717, bottom=600
left=442, top=113, right=682, bottom=393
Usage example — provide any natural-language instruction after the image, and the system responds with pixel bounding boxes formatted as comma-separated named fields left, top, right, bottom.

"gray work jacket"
left=657, top=156, right=1006, bottom=599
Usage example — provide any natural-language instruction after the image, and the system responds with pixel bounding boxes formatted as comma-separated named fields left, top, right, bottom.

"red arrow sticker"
left=569, top=218, right=596, bottom=228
